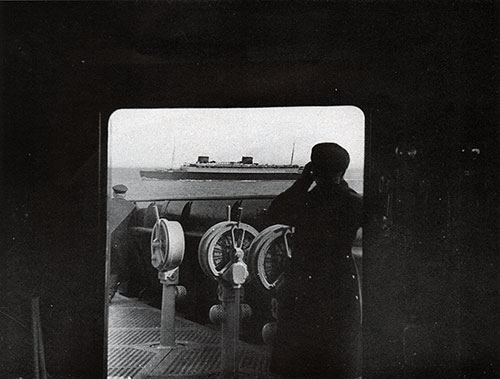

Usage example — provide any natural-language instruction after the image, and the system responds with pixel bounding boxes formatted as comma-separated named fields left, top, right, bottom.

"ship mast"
left=290, top=142, right=296, bottom=165
left=171, top=139, right=176, bottom=168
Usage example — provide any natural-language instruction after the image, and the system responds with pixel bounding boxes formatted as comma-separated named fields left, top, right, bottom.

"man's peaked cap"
left=311, top=142, right=350, bottom=174
left=112, top=184, right=128, bottom=194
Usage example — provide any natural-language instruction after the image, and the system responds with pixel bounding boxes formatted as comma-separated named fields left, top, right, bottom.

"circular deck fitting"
left=198, top=221, right=258, bottom=280
left=248, top=224, right=294, bottom=292
left=150, top=218, right=185, bottom=272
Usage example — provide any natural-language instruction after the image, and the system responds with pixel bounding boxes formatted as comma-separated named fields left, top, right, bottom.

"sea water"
left=110, top=167, right=364, bottom=204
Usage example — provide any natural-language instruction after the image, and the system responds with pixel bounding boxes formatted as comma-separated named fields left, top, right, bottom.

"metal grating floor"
left=109, top=329, right=160, bottom=346
left=110, top=308, right=161, bottom=328
left=108, top=294, right=276, bottom=379
left=155, top=346, right=221, bottom=376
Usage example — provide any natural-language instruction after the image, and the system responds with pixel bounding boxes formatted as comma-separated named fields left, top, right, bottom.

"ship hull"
left=140, top=170, right=301, bottom=181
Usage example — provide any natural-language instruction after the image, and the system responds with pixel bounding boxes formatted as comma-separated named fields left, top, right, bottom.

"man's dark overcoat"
left=268, top=179, right=362, bottom=378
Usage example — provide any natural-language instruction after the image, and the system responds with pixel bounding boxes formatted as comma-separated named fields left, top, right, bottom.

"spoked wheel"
left=248, top=224, right=294, bottom=292
left=198, top=221, right=259, bottom=280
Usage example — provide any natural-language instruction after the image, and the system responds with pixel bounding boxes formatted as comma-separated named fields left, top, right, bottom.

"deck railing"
left=129, top=194, right=277, bottom=203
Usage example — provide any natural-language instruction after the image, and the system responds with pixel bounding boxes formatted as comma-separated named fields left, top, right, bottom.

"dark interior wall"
left=1, top=2, right=498, bottom=378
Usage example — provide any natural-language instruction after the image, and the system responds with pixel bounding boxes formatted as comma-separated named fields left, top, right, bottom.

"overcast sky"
left=109, top=106, right=365, bottom=169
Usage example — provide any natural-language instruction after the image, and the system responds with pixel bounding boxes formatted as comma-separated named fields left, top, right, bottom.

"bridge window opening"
left=107, top=106, right=365, bottom=378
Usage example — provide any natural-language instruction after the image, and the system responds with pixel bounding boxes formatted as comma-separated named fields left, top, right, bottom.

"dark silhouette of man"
left=268, top=142, right=363, bottom=379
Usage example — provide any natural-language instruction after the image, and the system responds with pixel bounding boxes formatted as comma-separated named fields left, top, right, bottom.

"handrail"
left=129, top=194, right=278, bottom=203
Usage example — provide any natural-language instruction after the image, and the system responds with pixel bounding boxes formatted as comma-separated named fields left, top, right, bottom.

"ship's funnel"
left=241, top=156, right=253, bottom=164
left=197, top=156, right=209, bottom=164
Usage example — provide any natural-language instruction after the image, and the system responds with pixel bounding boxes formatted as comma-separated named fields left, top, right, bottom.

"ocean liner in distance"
left=140, top=156, right=304, bottom=181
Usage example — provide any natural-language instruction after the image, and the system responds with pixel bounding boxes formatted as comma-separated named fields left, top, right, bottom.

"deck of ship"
left=107, top=294, right=280, bottom=379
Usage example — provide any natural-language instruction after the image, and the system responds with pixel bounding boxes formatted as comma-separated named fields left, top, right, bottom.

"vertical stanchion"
left=199, top=207, right=256, bottom=379
left=36, top=301, right=47, bottom=379
left=159, top=269, right=179, bottom=347
left=220, top=286, right=242, bottom=379
left=32, top=298, right=40, bottom=379
left=150, top=204, right=185, bottom=349
left=219, top=244, right=248, bottom=379
left=31, top=297, right=47, bottom=379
